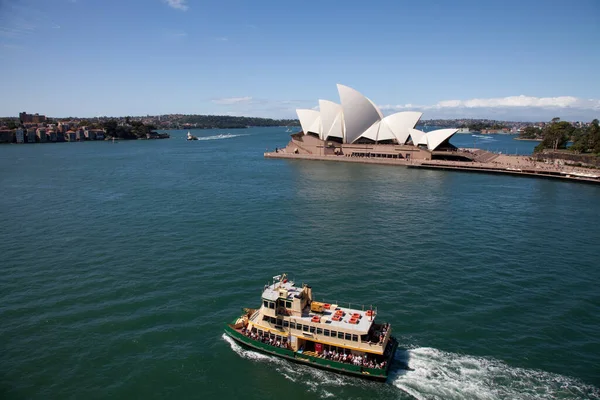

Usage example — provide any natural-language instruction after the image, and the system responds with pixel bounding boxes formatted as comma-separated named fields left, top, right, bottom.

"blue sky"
left=1, top=0, right=599, bottom=121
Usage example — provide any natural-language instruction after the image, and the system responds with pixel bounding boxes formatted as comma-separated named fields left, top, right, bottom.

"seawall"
left=264, top=152, right=600, bottom=185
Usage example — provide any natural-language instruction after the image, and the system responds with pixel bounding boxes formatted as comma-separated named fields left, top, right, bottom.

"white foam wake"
left=222, top=334, right=354, bottom=398
left=195, top=133, right=248, bottom=141
left=223, top=336, right=598, bottom=399
left=391, top=347, right=600, bottom=400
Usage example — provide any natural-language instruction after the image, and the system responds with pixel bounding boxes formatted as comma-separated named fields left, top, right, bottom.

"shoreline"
left=513, top=137, right=543, bottom=141
left=264, top=152, right=600, bottom=185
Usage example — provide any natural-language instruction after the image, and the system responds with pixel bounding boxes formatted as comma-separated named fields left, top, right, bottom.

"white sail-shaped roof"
left=337, top=84, right=382, bottom=144
left=308, top=116, right=322, bottom=137
left=378, top=111, right=423, bottom=143
left=423, top=128, right=458, bottom=151
left=329, top=113, right=345, bottom=141
left=359, top=121, right=381, bottom=141
left=296, top=109, right=321, bottom=136
left=319, top=100, right=344, bottom=140
left=409, top=128, right=427, bottom=146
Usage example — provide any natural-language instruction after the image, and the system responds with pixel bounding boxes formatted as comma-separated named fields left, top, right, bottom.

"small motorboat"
left=187, top=131, right=198, bottom=140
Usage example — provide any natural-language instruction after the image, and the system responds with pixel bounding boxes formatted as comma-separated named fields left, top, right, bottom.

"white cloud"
left=212, top=97, right=253, bottom=105
left=379, top=95, right=600, bottom=112
left=215, top=36, right=228, bottom=41
left=163, top=0, right=188, bottom=11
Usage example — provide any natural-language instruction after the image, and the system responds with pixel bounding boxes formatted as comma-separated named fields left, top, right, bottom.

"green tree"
left=101, top=120, right=118, bottom=138
left=520, top=126, right=542, bottom=139
left=534, top=119, right=573, bottom=152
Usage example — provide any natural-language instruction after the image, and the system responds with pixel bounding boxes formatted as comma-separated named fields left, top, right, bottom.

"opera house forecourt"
left=265, top=84, right=600, bottom=184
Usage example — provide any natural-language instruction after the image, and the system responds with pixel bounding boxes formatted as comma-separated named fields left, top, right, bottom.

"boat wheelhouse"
left=224, top=274, right=399, bottom=381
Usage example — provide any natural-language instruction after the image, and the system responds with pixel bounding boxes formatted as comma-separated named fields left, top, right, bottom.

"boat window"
left=360, top=334, right=368, bottom=342
left=303, top=325, right=309, bottom=332
left=352, top=335, right=358, bottom=342
left=263, top=300, right=268, bottom=308
left=270, top=317, right=277, bottom=324
left=290, top=322, right=296, bottom=329
left=286, top=301, right=292, bottom=308
left=338, top=332, right=344, bottom=339
left=297, top=324, right=302, bottom=331
left=269, top=302, right=275, bottom=309
left=316, top=328, right=323, bottom=334
left=283, top=321, right=289, bottom=327
left=345, top=333, right=351, bottom=341
left=262, top=315, right=269, bottom=321
left=309, top=326, right=315, bottom=333
left=330, top=330, right=336, bottom=337
left=324, top=329, right=330, bottom=336
left=258, top=329, right=263, bottom=335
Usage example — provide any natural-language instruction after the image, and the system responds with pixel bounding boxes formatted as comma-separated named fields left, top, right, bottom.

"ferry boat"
left=224, top=274, right=399, bottom=381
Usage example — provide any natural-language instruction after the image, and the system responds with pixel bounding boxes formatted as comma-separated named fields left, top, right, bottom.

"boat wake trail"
left=471, top=134, right=496, bottom=141
left=390, top=347, right=600, bottom=400
left=222, top=335, right=599, bottom=399
left=222, top=334, right=356, bottom=398
left=196, top=133, right=248, bottom=141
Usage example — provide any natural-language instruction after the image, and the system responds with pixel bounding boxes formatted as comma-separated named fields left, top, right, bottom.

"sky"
left=0, top=0, right=599, bottom=121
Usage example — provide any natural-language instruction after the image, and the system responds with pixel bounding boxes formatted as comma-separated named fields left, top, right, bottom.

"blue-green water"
left=1, top=129, right=599, bottom=399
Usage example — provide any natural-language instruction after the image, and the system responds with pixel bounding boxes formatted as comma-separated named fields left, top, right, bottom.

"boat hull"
left=224, top=324, right=396, bottom=382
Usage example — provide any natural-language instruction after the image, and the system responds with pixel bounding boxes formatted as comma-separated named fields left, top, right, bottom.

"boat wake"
left=471, top=134, right=496, bottom=141
left=223, top=335, right=599, bottom=399
left=222, top=334, right=354, bottom=398
left=195, top=133, right=248, bottom=141
left=390, top=347, right=600, bottom=400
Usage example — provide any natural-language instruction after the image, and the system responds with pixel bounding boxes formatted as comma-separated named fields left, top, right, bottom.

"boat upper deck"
left=293, top=304, right=376, bottom=335
left=261, top=277, right=378, bottom=335
left=261, top=279, right=299, bottom=301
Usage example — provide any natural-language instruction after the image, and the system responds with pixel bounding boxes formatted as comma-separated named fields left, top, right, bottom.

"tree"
left=520, top=126, right=542, bottom=139
left=590, top=119, right=600, bottom=154
left=101, top=120, right=118, bottom=137
left=534, top=119, right=573, bottom=152
left=569, top=119, right=600, bottom=154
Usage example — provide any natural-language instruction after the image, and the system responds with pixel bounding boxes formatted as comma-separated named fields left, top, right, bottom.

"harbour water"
left=1, top=128, right=599, bottom=399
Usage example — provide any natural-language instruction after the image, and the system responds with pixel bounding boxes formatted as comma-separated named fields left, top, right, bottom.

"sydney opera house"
left=279, top=84, right=473, bottom=162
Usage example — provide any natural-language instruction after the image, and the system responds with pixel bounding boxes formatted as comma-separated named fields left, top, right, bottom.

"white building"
left=295, top=84, right=458, bottom=151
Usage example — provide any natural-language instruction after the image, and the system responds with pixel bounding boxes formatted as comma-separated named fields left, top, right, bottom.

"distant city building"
left=65, top=130, right=77, bottom=142
left=36, top=127, right=47, bottom=142
left=16, top=128, right=24, bottom=143
left=20, top=112, right=47, bottom=124
left=0, top=129, right=14, bottom=143
left=47, top=129, right=57, bottom=142
left=26, top=128, right=36, bottom=143
left=94, top=129, right=105, bottom=140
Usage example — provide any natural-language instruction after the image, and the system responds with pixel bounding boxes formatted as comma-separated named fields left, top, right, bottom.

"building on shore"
left=36, top=127, right=47, bottom=143
left=65, top=130, right=77, bottom=142
left=280, top=84, right=470, bottom=162
left=0, top=129, right=14, bottom=143
left=20, top=112, right=46, bottom=124
left=16, top=128, right=24, bottom=143
left=26, top=128, right=36, bottom=143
